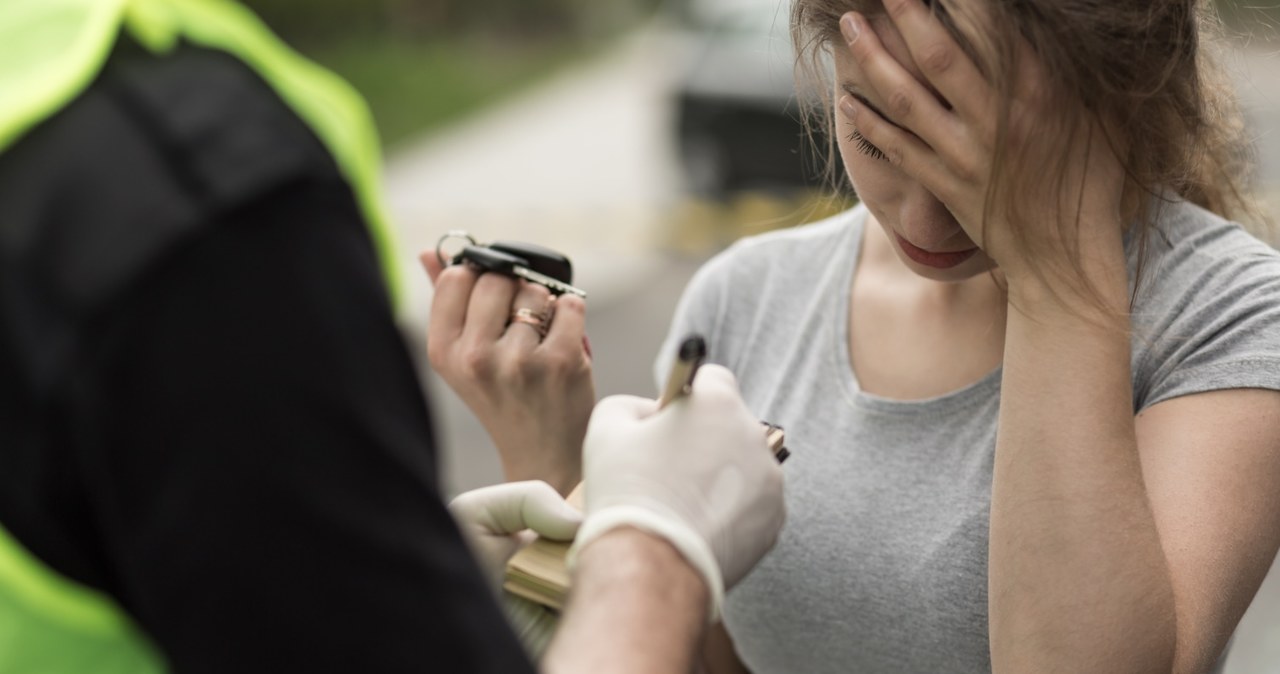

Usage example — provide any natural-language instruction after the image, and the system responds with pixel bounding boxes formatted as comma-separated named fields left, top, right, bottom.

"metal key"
left=455, top=245, right=588, bottom=298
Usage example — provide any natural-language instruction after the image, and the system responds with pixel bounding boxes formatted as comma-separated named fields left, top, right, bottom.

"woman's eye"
left=847, top=129, right=886, bottom=162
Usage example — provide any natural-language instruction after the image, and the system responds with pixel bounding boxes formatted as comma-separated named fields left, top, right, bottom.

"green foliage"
left=306, top=34, right=590, bottom=148
left=242, top=0, right=662, bottom=42
left=239, top=0, right=662, bottom=147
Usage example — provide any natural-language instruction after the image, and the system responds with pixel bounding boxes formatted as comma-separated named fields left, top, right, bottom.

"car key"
left=487, top=241, right=574, bottom=285
left=455, top=245, right=588, bottom=298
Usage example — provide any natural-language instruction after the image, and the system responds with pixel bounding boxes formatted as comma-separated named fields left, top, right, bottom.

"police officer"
left=0, top=1, right=785, bottom=671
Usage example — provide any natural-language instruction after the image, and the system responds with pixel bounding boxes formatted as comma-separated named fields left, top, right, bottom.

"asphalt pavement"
left=382, top=27, right=1280, bottom=673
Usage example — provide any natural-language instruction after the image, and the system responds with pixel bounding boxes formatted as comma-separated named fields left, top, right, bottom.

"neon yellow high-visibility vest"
left=0, top=1, right=404, bottom=671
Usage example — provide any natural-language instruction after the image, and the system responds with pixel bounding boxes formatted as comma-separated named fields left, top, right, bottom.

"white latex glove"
left=568, top=364, right=786, bottom=621
left=449, top=481, right=582, bottom=659
left=449, top=480, right=582, bottom=581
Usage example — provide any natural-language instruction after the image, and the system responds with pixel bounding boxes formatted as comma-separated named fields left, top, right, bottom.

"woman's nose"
left=901, top=191, right=965, bottom=249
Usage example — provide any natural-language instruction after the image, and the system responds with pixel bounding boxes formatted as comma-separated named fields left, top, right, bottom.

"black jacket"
left=0, top=40, right=534, bottom=673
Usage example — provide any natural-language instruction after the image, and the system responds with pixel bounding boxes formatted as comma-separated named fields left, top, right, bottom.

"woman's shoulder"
left=1143, top=199, right=1278, bottom=267
left=1131, top=199, right=1280, bottom=408
left=1134, top=199, right=1280, bottom=307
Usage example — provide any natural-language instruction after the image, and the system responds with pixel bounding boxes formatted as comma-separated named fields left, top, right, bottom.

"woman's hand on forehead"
left=868, top=0, right=995, bottom=127
left=835, top=0, right=1124, bottom=279
left=837, top=1, right=995, bottom=245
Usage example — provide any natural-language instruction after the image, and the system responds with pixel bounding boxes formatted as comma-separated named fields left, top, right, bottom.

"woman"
left=653, top=0, right=1280, bottom=671
left=426, top=0, right=1280, bottom=671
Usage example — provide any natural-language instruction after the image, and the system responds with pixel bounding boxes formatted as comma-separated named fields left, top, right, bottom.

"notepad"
left=503, top=424, right=788, bottom=610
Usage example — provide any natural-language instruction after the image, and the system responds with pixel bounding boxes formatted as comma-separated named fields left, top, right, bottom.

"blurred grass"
left=244, top=0, right=660, bottom=149
left=303, top=35, right=594, bottom=148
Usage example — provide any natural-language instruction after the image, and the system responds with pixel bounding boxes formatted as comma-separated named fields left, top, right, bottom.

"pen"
left=657, top=334, right=707, bottom=410
left=657, top=334, right=791, bottom=464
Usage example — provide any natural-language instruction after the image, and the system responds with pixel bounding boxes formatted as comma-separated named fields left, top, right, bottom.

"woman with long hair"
left=653, top=0, right=1280, bottom=671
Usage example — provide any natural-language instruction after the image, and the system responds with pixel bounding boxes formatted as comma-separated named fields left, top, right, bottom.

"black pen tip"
left=678, top=334, right=707, bottom=362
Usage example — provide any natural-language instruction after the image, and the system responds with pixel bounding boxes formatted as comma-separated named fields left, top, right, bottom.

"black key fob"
left=488, top=241, right=574, bottom=284
left=452, top=245, right=527, bottom=275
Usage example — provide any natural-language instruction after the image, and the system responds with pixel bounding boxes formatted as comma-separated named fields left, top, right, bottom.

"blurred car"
left=668, top=0, right=831, bottom=198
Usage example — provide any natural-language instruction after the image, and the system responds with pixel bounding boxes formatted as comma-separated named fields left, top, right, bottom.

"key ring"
left=435, top=230, right=478, bottom=270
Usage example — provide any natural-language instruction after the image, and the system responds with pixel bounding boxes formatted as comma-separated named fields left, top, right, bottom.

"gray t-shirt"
left=655, top=200, right=1280, bottom=673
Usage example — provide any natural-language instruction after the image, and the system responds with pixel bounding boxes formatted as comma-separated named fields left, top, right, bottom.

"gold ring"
left=512, top=307, right=550, bottom=323
left=509, top=307, right=550, bottom=337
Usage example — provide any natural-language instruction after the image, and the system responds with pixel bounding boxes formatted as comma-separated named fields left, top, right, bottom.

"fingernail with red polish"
left=582, top=335, right=593, bottom=360
left=840, top=14, right=860, bottom=44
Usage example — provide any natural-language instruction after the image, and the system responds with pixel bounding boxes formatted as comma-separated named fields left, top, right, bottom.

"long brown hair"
left=792, top=0, right=1266, bottom=307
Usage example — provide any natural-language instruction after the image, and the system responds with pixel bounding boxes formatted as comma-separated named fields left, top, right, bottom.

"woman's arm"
left=992, top=266, right=1175, bottom=672
left=994, top=253, right=1280, bottom=673
left=838, top=1, right=1280, bottom=670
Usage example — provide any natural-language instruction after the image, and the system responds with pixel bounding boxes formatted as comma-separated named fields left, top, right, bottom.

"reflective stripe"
left=0, top=523, right=130, bottom=634
left=0, top=523, right=165, bottom=672
left=0, top=0, right=128, bottom=152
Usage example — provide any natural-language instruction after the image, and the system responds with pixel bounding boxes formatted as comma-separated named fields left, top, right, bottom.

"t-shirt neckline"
left=832, top=204, right=1004, bottom=414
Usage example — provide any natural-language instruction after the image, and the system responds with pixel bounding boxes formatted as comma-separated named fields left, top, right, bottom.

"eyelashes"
left=846, top=127, right=886, bottom=162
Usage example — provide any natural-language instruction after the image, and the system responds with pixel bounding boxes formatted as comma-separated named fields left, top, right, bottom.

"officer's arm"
left=91, top=175, right=536, bottom=674
left=544, top=528, right=710, bottom=673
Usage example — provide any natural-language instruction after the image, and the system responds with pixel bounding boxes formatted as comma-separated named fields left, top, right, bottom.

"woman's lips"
left=894, top=233, right=979, bottom=269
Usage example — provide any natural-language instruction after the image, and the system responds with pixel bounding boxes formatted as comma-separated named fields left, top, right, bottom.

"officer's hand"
left=448, top=480, right=581, bottom=583
left=422, top=252, right=594, bottom=496
left=448, top=481, right=579, bottom=659
left=569, top=365, right=786, bottom=621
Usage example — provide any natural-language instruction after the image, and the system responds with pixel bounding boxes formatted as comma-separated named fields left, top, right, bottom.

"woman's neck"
left=849, top=218, right=1008, bottom=400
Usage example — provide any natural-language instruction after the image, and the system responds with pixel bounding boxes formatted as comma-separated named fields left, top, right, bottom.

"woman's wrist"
left=1000, top=216, right=1129, bottom=319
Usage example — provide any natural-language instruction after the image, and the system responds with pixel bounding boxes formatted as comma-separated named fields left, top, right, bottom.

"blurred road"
left=383, top=27, right=1280, bottom=673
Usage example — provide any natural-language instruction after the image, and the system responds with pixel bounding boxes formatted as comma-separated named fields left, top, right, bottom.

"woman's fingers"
left=502, top=281, right=555, bottom=351
left=419, top=250, right=446, bottom=285
left=876, top=0, right=995, bottom=129
left=838, top=93, right=954, bottom=198
left=463, top=271, right=521, bottom=342
left=425, top=260, right=479, bottom=349
left=839, top=12, right=961, bottom=157
left=541, top=294, right=588, bottom=359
